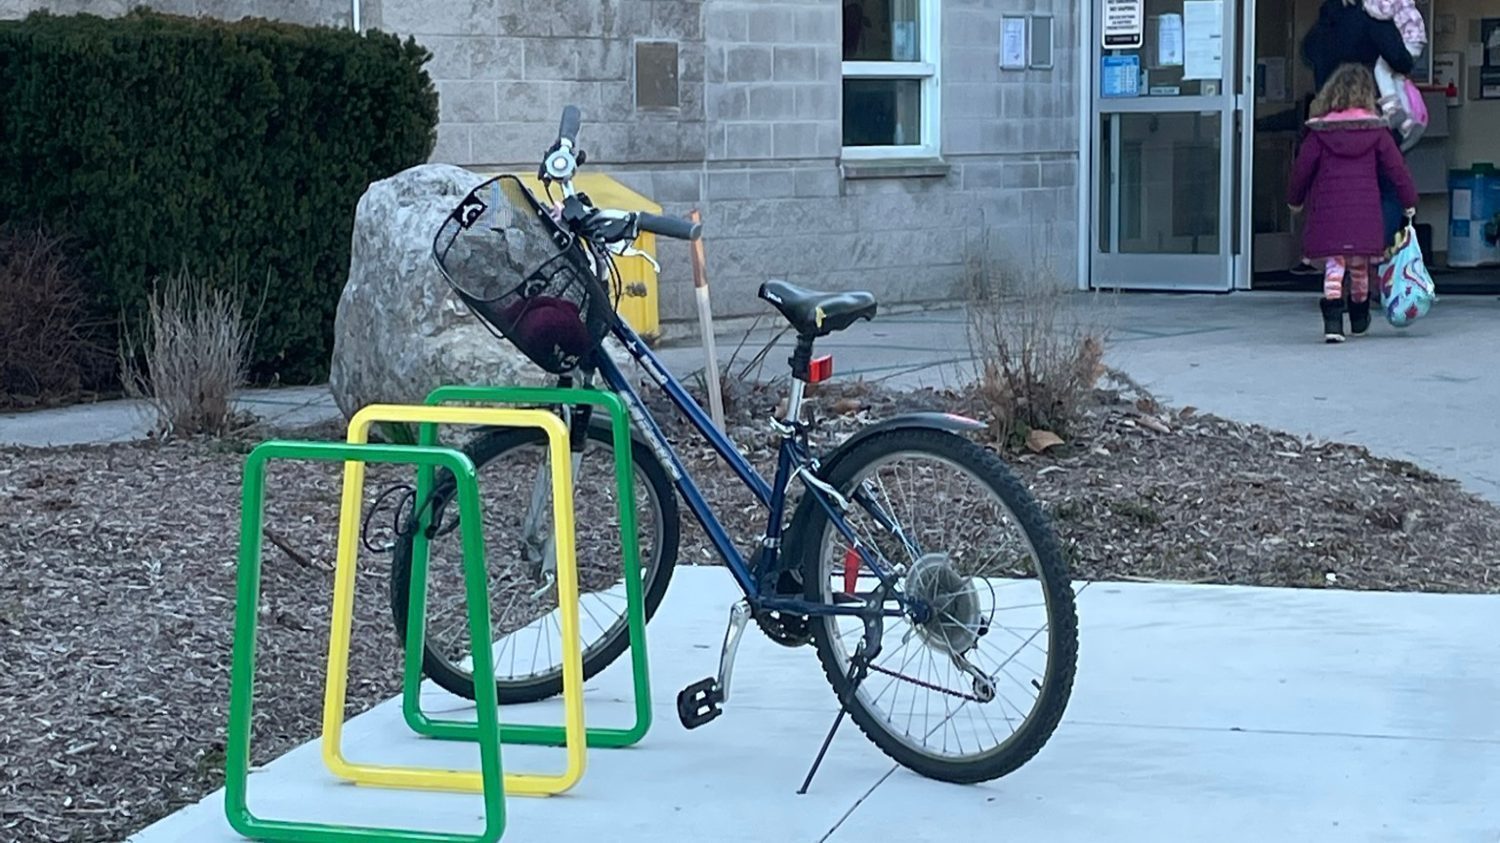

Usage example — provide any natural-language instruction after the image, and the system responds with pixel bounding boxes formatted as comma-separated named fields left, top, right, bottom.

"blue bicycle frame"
left=589, top=317, right=911, bottom=621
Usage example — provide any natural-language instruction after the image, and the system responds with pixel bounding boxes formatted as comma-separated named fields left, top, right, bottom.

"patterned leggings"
left=1324, top=256, right=1370, bottom=302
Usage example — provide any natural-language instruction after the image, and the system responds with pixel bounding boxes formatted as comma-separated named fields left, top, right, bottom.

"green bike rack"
left=403, top=384, right=651, bottom=749
left=226, top=440, right=506, bottom=843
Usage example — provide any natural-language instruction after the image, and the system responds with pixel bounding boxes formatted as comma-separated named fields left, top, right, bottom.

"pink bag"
left=1403, top=79, right=1429, bottom=127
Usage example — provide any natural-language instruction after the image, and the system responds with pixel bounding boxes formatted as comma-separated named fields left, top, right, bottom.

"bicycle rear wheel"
left=794, top=427, right=1077, bottom=784
left=389, top=420, right=680, bottom=704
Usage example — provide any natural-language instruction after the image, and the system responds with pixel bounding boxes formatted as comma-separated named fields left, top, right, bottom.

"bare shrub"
left=120, top=267, right=256, bottom=437
left=963, top=222, right=1112, bottom=449
left=685, top=315, right=792, bottom=420
left=0, top=226, right=111, bottom=408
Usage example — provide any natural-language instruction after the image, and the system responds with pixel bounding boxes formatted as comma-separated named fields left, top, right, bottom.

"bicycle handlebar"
left=637, top=211, right=702, bottom=242
left=557, top=105, right=581, bottom=148
left=545, top=105, right=702, bottom=243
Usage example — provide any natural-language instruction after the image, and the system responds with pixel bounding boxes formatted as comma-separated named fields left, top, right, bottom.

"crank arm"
left=717, top=601, right=751, bottom=702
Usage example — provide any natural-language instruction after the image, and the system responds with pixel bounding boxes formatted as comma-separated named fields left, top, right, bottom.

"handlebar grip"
left=637, top=211, right=702, bottom=241
left=558, top=105, right=581, bottom=146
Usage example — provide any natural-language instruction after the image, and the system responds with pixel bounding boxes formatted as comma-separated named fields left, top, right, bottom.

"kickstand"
left=796, top=655, right=867, bottom=795
left=797, top=608, right=882, bottom=795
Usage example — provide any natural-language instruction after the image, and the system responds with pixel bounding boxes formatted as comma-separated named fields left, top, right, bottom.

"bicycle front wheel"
left=390, top=421, right=680, bottom=704
left=795, top=427, right=1077, bottom=784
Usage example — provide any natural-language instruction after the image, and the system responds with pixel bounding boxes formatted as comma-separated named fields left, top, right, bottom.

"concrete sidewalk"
left=127, top=566, right=1500, bottom=843
left=0, top=385, right=340, bottom=448
left=5, top=292, right=1498, bottom=501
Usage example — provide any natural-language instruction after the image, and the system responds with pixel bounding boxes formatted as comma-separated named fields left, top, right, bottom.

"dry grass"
left=0, top=226, right=111, bottom=408
left=120, top=267, right=257, bottom=437
left=963, top=223, right=1112, bottom=449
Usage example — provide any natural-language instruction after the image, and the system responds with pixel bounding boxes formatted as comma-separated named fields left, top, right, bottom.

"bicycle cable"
left=360, top=481, right=462, bottom=554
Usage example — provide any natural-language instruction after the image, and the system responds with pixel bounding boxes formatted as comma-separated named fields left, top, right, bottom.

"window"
left=841, top=0, right=940, bottom=159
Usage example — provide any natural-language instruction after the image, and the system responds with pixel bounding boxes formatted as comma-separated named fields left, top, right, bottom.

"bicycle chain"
left=865, top=662, right=985, bottom=702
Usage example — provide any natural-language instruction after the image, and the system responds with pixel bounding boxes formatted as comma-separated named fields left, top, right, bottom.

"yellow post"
left=320, top=404, right=587, bottom=797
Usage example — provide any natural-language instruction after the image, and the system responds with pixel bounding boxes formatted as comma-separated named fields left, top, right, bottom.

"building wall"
left=374, top=0, right=1080, bottom=323
left=7, top=0, right=1082, bottom=326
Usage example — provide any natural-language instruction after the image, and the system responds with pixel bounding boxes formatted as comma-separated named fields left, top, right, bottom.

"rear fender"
left=822, top=411, right=986, bottom=462
left=777, top=411, right=986, bottom=578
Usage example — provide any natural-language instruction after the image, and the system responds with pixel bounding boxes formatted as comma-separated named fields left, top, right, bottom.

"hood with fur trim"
left=1305, top=108, right=1390, bottom=157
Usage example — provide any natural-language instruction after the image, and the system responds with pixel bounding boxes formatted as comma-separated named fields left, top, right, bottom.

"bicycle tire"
left=795, top=427, right=1078, bottom=784
left=389, top=420, right=681, bottom=704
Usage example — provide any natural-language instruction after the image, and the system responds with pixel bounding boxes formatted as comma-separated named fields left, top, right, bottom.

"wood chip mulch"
left=2, top=377, right=1497, bottom=842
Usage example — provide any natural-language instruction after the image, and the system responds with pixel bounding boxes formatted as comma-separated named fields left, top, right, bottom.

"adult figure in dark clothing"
left=1260, top=2, right=1413, bottom=132
left=1302, top=0, right=1415, bottom=91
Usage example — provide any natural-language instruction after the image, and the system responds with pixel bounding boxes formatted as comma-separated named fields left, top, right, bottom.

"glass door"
left=1089, top=0, right=1242, bottom=291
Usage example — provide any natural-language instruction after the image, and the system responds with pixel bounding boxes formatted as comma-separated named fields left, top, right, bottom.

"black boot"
left=1320, top=298, right=1345, bottom=343
left=1348, top=298, right=1371, bottom=335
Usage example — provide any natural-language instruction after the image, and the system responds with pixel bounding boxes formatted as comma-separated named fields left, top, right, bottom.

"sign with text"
left=1101, top=54, right=1141, bottom=97
left=1103, top=0, right=1144, bottom=49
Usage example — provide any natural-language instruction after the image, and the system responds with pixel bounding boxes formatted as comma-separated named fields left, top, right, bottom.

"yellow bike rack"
left=320, top=404, right=587, bottom=798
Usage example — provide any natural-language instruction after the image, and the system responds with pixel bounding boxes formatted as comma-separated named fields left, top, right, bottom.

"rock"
left=329, top=164, right=634, bottom=419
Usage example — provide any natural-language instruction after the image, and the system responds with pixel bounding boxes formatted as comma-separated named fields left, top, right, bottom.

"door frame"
left=1233, top=0, right=1255, bottom=290
left=1076, top=0, right=1259, bottom=292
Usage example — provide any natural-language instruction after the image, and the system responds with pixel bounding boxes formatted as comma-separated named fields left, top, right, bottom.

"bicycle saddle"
left=758, top=280, right=878, bottom=338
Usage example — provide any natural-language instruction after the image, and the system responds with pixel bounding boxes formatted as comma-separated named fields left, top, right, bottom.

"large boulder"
left=328, top=163, right=553, bottom=419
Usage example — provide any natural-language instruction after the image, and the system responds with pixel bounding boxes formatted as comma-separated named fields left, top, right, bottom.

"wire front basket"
left=432, top=175, right=614, bottom=374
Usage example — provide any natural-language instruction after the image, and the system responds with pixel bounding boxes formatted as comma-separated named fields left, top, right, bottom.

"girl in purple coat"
left=1288, top=63, right=1419, bottom=343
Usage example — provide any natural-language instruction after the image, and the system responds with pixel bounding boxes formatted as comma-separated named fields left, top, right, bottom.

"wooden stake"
left=688, top=208, right=725, bottom=431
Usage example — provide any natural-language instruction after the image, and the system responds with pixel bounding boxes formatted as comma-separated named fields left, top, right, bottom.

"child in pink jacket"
left=1288, top=63, right=1419, bottom=343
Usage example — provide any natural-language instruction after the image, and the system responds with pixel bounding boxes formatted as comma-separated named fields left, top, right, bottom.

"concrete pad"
left=128, top=568, right=1500, bottom=843
left=826, top=725, right=1500, bottom=843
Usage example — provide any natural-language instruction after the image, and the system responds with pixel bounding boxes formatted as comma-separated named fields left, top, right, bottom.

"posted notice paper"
left=1183, top=0, right=1223, bottom=81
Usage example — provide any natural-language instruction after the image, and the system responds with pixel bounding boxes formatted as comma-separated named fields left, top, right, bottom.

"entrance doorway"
left=1086, top=0, right=1251, bottom=291
left=1246, top=0, right=1500, bottom=294
left=1083, top=0, right=1500, bottom=294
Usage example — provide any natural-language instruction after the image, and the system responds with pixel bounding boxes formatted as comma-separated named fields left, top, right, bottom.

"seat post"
left=784, top=333, right=816, bottom=423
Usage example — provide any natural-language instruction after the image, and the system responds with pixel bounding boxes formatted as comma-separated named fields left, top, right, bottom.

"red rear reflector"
left=808, top=354, right=834, bottom=384
left=843, top=547, right=860, bottom=593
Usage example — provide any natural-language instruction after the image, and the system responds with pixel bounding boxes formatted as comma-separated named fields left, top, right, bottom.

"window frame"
left=840, top=0, right=942, bottom=161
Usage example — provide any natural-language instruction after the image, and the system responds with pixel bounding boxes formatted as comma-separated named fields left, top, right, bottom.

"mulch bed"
left=648, top=375, right=1500, bottom=592
left=2, top=378, right=1498, bottom=842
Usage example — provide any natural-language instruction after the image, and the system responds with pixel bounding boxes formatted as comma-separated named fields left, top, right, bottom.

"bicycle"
left=382, top=106, right=1078, bottom=786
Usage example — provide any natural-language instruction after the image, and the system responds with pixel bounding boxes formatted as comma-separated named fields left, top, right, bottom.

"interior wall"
left=1434, top=0, right=1499, bottom=168
left=1418, top=0, right=1500, bottom=252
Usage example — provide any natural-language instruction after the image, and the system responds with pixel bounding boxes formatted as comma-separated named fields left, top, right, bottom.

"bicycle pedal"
left=676, top=677, right=724, bottom=730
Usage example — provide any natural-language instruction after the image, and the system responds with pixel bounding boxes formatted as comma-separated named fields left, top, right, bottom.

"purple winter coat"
left=1287, top=109, right=1418, bottom=259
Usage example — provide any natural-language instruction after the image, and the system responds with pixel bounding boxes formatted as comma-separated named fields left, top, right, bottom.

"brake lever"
left=609, top=239, right=661, bottom=273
